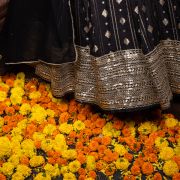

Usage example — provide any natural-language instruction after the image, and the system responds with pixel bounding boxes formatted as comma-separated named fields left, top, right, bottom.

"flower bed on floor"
left=0, top=73, right=179, bottom=180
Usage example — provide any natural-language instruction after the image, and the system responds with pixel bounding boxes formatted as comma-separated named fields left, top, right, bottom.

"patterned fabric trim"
left=35, top=40, right=180, bottom=110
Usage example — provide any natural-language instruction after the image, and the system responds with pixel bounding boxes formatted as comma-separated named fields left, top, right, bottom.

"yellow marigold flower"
left=165, top=118, right=178, bottom=128
left=86, top=155, right=96, bottom=171
left=29, top=156, right=45, bottom=167
left=159, top=147, right=175, bottom=160
left=12, top=172, right=24, bottom=180
left=17, top=119, right=28, bottom=130
left=33, top=132, right=45, bottom=141
left=115, top=158, right=130, bottom=170
left=16, top=164, right=31, bottom=178
left=138, top=121, right=153, bottom=135
left=59, top=123, right=73, bottom=134
left=10, top=94, right=22, bottom=105
left=19, top=103, right=31, bottom=115
left=30, top=104, right=47, bottom=124
left=102, top=122, right=114, bottom=137
left=34, top=173, right=51, bottom=180
left=61, top=166, right=69, bottom=175
left=112, top=129, right=121, bottom=138
left=73, top=120, right=85, bottom=131
left=43, top=124, right=56, bottom=136
left=21, top=139, right=36, bottom=158
left=62, top=150, right=77, bottom=160
left=11, top=139, right=22, bottom=155
left=155, top=137, right=169, bottom=149
left=68, top=160, right=81, bottom=173
left=0, top=82, right=9, bottom=91
left=55, top=134, right=66, bottom=142
left=11, top=134, right=23, bottom=142
left=46, top=109, right=55, bottom=117
left=44, top=163, right=60, bottom=177
left=11, top=127, right=22, bottom=137
left=8, top=154, right=20, bottom=166
left=0, top=91, right=7, bottom=101
left=0, top=162, right=14, bottom=176
left=0, top=136, right=11, bottom=158
left=0, top=117, right=4, bottom=127
left=63, top=172, right=76, bottom=180
left=174, top=147, right=180, bottom=156
left=29, top=91, right=41, bottom=99
left=114, top=144, right=127, bottom=156
left=14, top=79, right=25, bottom=88
left=163, top=160, right=179, bottom=176
left=41, top=139, right=54, bottom=152
left=53, top=141, right=68, bottom=152
left=16, top=72, right=25, bottom=80
left=11, top=87, right=25, bottom=96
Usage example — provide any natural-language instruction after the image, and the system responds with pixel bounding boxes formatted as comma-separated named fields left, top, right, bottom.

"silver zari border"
left=35, top=40, right=180, bottom=110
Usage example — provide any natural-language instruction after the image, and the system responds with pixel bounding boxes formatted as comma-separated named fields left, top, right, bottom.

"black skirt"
left=0, top=0, right=75, bottom=64
left=0, top=0, right=180, bottom=111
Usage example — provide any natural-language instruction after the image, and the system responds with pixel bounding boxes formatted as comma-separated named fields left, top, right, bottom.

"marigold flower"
left=101, top=136, right=112, bottom=146
left=153, top=172, right=162, bottom=180
left=115, top=158, right=130, bottom=170
left=159, top=147, right=175, bottom=160
left=163, top=160, right=179, bottom=177
left=0, top=173, right=6, bottom=180
left=131, top=165, right=141, bottom=176
left=68, top=160, right=81, bottom=173
left=142, top=162, right=154, bottom=175
left=173, top=173, right=180, bottom=180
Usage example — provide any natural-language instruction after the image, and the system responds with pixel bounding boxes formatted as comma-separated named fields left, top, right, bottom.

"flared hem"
left=3, top=40, right=180, bottom=111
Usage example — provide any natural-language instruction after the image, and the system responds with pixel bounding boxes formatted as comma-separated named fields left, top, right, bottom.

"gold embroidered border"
left=35, top=40, right=180, bottom=110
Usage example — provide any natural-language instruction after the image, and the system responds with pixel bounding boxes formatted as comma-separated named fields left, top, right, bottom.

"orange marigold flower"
left=89, top=152, right=99, bottom=161
left=84, top=120, right=92, bottom=128
left=5, top=107, right=15, bottom=115
left=56, top=158, right=67, bottom=165
left=0, top=173, right=6, bottom=180
left=148, top=153, right=158, bottom=163
left=68, top=131, right=77, bottom=138
left=153, top=172, right=162, bottom=180
left=131, top=165, right=141, bottom=176
left=92, top=128, right=102, bottom=135
left=123, top=175, right=136, bottom=180
left=78, top=175, right=86, bottom=180
left=77, top=113, right=86, bottom=121
left=59, top=112, right=70, bottom=123
left=101, top=136, right=111, bottom=146
left=172, top=156, right=180, bottom=169
left=48, top=157, right=56, bottom=165
left=89, top=171, right=97, bottom=179
left=78, top=168, right=86, bottom=176
left=124, top=152, right=133, bottom=162
left=34, top=140, right=41, bottom=149
left=5, top=79, right=14, bottom=87
left=89, top=140, right=99, bottom=151
left=98, top=145, right=107, bottom=154
left=76, top=141, right=84, bottom=149
left=113, top=119, right=124, bottom=130
left=47, top=150, right=55, bottom=157
left=20, top=156, right=29, bottom=165
left=142, top=162, right=154, bottom=175
left=77, top=154, right=86, bottom=164
left=122, top=127, right=131, bottom=137
left=2, top=125, right=11, bottom=133
left=58, top=103, right=68, bottom=112
left=96, top=160, right=105, bottom=171
left=105, top=165, right=115, bottom=176
left=173, top=173, right=180, bottom=180
left=95, top=118, right=106, bottom=128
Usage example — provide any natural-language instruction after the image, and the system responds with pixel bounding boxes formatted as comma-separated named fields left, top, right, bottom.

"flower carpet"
left=0, top=72, right=179, bottom=180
